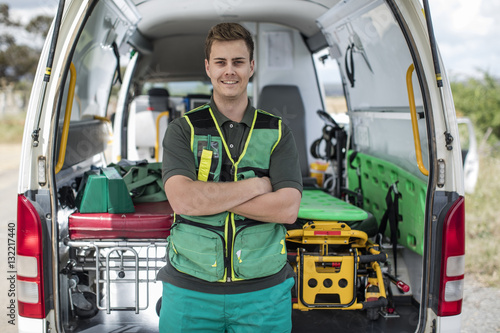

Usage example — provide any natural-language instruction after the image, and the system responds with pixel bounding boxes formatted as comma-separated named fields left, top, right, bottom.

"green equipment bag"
left=111, top=161, right=168, bottom=203
left=75, top=167, right=135, bottom=214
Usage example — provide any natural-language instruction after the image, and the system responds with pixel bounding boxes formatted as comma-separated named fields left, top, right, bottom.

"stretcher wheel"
left=367, top=307, right=379, bottom=321
left=74, top=291, right=98, bottom=319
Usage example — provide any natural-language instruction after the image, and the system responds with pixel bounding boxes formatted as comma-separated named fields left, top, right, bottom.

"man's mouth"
left=222, top=80, right=238, bottom=85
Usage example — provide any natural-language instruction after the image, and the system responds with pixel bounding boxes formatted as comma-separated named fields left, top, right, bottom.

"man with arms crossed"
left=158, top=22, right=302, bottom=332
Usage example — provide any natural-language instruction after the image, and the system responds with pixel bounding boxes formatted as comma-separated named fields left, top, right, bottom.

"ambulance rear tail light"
left=16, top=195, right=45, bottom=319
left=438, top=196, right=465, bottom=317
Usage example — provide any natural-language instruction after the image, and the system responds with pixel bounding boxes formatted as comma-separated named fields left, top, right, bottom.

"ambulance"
left=16, top=0, right=465, bottom=332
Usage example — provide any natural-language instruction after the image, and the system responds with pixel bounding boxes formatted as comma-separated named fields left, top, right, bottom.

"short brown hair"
left=205, top=23, right=254, bottom=62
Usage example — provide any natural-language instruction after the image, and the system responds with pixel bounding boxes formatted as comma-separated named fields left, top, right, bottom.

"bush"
left=465, top=149, right=500, bottom=287
left=451, top=71, right=500, bottom=144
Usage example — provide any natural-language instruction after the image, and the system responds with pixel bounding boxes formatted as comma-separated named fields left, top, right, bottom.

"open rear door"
left=316, top=0, right=430, bottom=179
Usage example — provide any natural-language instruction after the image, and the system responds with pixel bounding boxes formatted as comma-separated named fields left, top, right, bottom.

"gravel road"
left=461, top=277, right=500, bottom=332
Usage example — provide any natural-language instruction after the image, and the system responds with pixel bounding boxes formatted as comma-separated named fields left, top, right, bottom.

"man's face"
left=205, top=40, right=254, bottom=103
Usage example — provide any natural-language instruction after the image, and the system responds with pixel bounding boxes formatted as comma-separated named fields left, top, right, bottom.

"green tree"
left=0, top=41, right=39, bottom=84
left=25, top=15, right=52, bottom=42
left=451, top=71, right=500, bottom=142
left=0, top=3, right=19, bottom=26
left=0, top=4, right=53, bottom=88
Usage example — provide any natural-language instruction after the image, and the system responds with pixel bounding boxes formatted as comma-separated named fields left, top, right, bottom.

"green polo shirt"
left=158, top=98, right=302, bottom=294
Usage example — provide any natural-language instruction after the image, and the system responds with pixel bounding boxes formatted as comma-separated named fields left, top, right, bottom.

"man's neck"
left=213, top=94, right=248, bottom=123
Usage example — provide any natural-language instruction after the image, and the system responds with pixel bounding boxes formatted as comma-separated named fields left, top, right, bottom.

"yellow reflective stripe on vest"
left=229, top=213, right=239, bottom=281
left=271, top=118, right=282, bottom=154
left=184, top=116, right=195, bottom=152
left=235, top=110, right=258, bottom=181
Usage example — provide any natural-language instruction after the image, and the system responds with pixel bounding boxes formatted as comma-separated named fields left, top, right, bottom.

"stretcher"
left=64, top=201, right=173, bottom=315
left=64, top=188, right=388, bottom=320
left=286, top=190, right=388, bottom=320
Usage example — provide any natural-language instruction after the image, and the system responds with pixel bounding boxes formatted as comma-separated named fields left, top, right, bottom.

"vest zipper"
left=226, top=213, right=235, bottom=282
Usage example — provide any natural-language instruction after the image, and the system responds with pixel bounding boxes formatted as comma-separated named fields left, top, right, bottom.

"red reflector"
left=17, top=195, right=42, bottom=258
left=17, top=195, right=45, bottom=319
left=18, top=300, right=44, bottom=319
left=438, top=196, right=465, bottom=317
left=147, top=106, right=154, bottom=111
left=313, top=231, right=341, bottom=236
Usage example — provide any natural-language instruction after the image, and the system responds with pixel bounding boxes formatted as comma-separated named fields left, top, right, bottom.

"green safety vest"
left=167, top=105, right=288, bottom=282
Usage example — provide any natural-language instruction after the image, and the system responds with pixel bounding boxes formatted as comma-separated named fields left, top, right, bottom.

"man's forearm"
left=165, top=175, right=272, bottom=216
left=229, top=187, right=302, bottom=224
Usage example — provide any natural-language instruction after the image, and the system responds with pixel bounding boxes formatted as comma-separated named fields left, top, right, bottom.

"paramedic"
left=158, top=22, right=303, bottom=332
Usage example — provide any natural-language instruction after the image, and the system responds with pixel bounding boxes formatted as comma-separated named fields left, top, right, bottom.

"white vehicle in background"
left=457, top=117, right=479, bottom=194
left=16, top=0, right=465, bottom=332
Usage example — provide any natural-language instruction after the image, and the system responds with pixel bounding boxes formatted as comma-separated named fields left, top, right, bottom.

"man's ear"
left=205, top=59, right=211, bottom=78
left=250, top=59, right=255, bottom=78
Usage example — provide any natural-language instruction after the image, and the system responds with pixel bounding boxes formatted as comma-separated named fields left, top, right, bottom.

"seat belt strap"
left=377, top=181, right=401, bottom=276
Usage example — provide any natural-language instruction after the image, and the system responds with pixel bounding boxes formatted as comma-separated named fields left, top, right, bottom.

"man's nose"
left=224, top=64, right=236, bottom=75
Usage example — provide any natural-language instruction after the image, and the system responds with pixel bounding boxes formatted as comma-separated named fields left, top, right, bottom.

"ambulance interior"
left=48, top=0, right=442, bottom=332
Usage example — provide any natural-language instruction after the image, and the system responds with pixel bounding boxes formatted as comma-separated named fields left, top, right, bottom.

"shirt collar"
left=209, top=97, right=256, bottom=127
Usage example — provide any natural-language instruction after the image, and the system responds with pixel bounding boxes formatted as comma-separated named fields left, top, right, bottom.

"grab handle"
left=406, top=64, right=429, bottom=176
left=155, top=111, right=170, bottom=162
left=55, top=62, right=77, bottom=174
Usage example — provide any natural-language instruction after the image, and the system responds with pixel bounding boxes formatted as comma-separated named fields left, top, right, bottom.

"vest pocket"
left=232, top=223, right=287, bottom=280
left=194, top=136, right=222, bottom=182
left=168, top=223, right=225, bottom=282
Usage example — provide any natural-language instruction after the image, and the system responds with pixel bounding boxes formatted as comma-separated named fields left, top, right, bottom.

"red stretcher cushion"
left=69, top=201, right=174, bottom=240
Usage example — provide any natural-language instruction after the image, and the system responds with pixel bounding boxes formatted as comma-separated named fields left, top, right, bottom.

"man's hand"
left=229, top=187, right=301, bottom=224
left=255, top=176, right=272, bottom=194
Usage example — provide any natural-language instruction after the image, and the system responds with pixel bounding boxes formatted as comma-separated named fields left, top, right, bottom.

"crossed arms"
left=164, top=175, right=301, bottom=224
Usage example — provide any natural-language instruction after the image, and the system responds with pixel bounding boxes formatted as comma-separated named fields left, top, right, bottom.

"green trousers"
left=159, top=278, right=294, bottom=332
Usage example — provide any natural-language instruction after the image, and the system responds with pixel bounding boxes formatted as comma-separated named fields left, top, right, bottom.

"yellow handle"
left=406, top=64, right=429, bottom=176
left=155, top=111, right=170, bottom=161
left=371, top=260, right=387, bottom=298
left=93, top=115, right=111, bottom=124
left=55, top=62, right=77, bottom=174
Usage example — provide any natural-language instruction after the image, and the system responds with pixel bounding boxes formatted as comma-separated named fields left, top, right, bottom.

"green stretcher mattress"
left=298, top=190, right=369, bottom=222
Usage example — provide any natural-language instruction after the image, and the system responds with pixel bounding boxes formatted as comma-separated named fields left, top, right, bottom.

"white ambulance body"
left=17, top=0, right=465, bottom=332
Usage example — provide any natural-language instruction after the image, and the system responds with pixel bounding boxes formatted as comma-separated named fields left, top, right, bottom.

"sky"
left=430, top=0, right=500, bottom=80
left=2, top=0, right=500, bottom=81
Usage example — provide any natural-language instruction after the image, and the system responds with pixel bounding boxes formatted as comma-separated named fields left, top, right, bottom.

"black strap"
left=111, top=41, right=122, bottom=85
left=345, top=43, right=355, bottom=88
left=377, top=182, right=401, bottom=276
left=344, top=152, right=363, bottom=207
left=58, top=186, right=76, bottom=209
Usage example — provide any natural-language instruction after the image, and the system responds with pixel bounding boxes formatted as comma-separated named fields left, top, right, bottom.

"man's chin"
left=216, top=90, right=242, bottom=100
